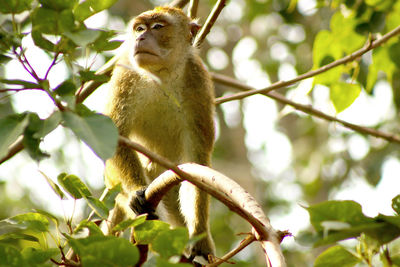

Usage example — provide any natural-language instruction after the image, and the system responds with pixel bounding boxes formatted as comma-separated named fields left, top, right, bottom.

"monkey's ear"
left=189, top=21, right=201, bottom=41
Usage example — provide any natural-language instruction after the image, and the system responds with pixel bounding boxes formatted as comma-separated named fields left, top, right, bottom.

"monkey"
left=103, top=6, right=215, bottom=262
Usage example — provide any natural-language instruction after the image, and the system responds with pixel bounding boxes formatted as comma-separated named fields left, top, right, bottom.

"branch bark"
left=188, top=0, right=199, bottom=19
left=119, top=136, right=286, bottom=267
left=212, top=72, right=400, bottom=144
left=215, top=24, right=400, bottom=105
left=193, top=0, right=227, bottom=48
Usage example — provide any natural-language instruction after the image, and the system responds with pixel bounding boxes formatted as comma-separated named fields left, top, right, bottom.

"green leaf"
left=39, top=0, right=78, bottom=11
left=62, top=111, right=118, bottom=161
left=23, top=113, right=49, bottom=161
left=85, top=196, right=109, bottom=218
left=0, top=54, right=12, bottom=64
left=91, top=31, right=122, bottom=52
left=21, top=247, right=58, bottom=265
left=59, top=9, right=76, bottom=33
left=0, top=0, right=32, bottom=14
left=330, top=82, right=361, bottom=113
left=74, top=219, right=104, bottom=236
left=34, top=209, right=60, bottom=228
left=387, top=1, right=400, bottom=31
left=133, top=220, right=170, bottom=244
left=32, top=7, right=59, bottom=34
left=0, top=79, right=40, bottom=89
left=314, top=246, right=360, bottom=267
left=152, top=227, right=189, bottom=259
left=0, top=113, right=28, bottom=159
left=68, top=236, right=139, bottom=267
left=57, top=173, right=92, bottom=199
left=330, top=12, right=365, bottom=54
left=79, top=70, right=110, bottom=83
left=0, top=244, right=27, bottom=266
left=0, top=233, right=39, bottom=243
left=392, top=195, right=400, bottom=215
left=389, top=42, right=400, bottom=68
left=112, top=215, right=147, bottom=232
left=5, top=212, right=49, bottom=232
left=31, top=30, right=56, bottom=52
left=32, top=111, right=62, bottom=138
left=73, top=0, right=118, bottom=21
left=307, top=200, right=374, bottom=232
left=64, top=29, right=101, bottom=47
left=54, top=80, right=77, bottom=96
left=39, top=170, right=66, bottom=200
left=367, top=46, right=396, bottom=92
left=103, top=185, right=121, bottom=210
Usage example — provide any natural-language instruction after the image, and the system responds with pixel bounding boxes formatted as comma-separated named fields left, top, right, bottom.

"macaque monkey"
left=104, top=6, right=215, bottom=261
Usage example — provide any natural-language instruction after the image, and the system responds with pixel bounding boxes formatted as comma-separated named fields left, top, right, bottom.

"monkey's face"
left=130, top=8, right=195, bottom=73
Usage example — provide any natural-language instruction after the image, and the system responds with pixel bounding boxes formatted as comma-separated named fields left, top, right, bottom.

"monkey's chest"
left=128, top=86, right=189, bottom=155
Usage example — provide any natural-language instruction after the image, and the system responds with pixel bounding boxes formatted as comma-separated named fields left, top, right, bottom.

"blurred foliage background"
left=1, top=0, right=400, bottom=266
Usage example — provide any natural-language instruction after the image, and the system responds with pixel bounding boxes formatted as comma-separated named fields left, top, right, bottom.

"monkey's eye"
left=151, top=23, right=165, bottom=30
left=135, top=24, right=147, bottom=32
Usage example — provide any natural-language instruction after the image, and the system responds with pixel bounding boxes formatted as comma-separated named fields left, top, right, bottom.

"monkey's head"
left=129, top=7, right=200, bottom=73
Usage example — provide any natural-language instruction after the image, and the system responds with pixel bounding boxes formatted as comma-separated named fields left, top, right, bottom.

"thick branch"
left=215, top=24, right=400, bottom=105
left=212, top=73, right=400, bottom=144
left=193, top=0, right=226, bottom=48
left=119, top=136, right=286, bottom=267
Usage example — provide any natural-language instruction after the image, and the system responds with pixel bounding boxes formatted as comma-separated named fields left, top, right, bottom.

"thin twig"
left=207, top=234, right=256, bottom=267
left=215, top=24, right=400, bottom=105
left=212, top=73, right=400, bottom=144
left=13, top=48, right=40, bottom=81
left=193, top=0, right=227, bottom=48
left=188, top=0, right=199, bottom=19
left=44, top=52, right=60, bottom=80
left=0, top=88, right=42, bottom=92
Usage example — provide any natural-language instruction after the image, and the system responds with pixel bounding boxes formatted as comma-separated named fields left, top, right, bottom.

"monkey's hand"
left=129, top=188, right=158, bottom=220
left=189, top=235, right=215, bottom=265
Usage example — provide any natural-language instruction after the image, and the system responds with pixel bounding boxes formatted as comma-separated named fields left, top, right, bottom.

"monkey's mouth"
left=135, top=50, right=158, bottom=56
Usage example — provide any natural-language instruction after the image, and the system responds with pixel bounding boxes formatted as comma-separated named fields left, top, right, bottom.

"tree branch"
left=193, top=0, right=227, bottom=48
left=215, top=24, right=400, bottom=105
left=212, top=73, right=400, bottom=144
left=119, top=136, right=286, bottom=267
left=188, top=0, right=199, bottom=19
left=208, top=234, right=256, bottom=266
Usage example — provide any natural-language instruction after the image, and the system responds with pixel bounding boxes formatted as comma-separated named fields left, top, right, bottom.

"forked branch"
left=215, top=24, right=400, bottom=104
left=212, top=73, right=400, bottom=144
left=119, top=136, right=287, bottom=267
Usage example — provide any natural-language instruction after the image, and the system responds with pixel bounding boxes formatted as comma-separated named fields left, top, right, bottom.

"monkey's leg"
left=106, top=145, right=157, bottom=223
left=179, top=181, right=215, bottom=261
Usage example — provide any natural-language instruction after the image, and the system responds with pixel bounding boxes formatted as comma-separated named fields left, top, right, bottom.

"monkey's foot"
left=188, top=236, right=215, bottom=265
left=129, top=188, right=158, bottom=220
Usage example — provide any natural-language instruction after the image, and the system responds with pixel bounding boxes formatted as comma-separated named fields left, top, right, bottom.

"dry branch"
left=188, top=0, right=199, bottom=19
left=119, top=136, right=286, bottom=267
left=193, top=0, right=227, bottom=48
left=213, top=73, right=400, bottom=144
left=215, top=24, right=400, bottom=105
left=207, top=234, right=256, bottom=266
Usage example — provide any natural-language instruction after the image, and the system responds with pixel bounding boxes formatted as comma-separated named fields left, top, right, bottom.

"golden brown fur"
left=104, top=6, right=215, bottom=260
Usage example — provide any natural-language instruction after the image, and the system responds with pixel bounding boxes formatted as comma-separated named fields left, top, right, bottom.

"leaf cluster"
left=300, top=198, right=400, bottom=266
